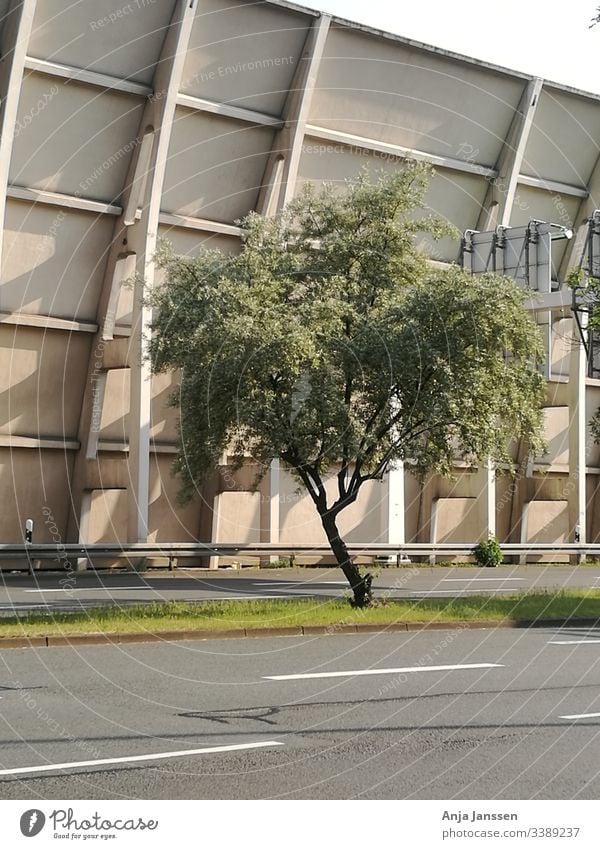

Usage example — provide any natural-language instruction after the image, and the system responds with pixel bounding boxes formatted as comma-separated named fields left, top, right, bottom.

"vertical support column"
left=69, top=0, right=197, bottom=545
left=477, top=77, right=543, bottom=231
left=568, top=312, right=587, bottom=553
left=0, top=0, right=37, bottom=272
left=127, top=2, right=196, bottom=542
left=476, top=77, right=542, bottom=551
left=385, top=464, right=405, bottom=544
left=485, top=459, right=496, bottom=539
left=254, top=13, right=330, bottom=553
left=559, top=160, right=600, bottom=557
left=257, top=13, right=331, bottom=213
left=269, top=458, right=280, bottom=547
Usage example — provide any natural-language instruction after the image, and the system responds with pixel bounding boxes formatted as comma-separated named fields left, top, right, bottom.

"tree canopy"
left=150, top=164, right=546, bottom=606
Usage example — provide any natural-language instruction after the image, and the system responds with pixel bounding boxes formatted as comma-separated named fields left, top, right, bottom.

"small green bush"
left=473, top=536, right=503, bottom=568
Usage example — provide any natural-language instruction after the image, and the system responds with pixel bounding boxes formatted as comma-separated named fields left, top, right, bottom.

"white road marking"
left=254, top=582, right=346, bottom=587
left=549, top=640, right=600, bottom=645
left=24, top=587, right=155, bottom=594
left=205, top=595, right=306, bottom=601
left=264, top=662, right=503, bottom=681
left=0, top=740, right=284, bottom=776
left=409, top=589, right=517, bottom=596
left=441, top=578, right=526, bottom=583
left=559, top=712, right=600, bottom=720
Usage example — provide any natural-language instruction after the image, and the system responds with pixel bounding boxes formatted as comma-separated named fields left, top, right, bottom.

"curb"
left=1, top=616, right=599, bottom=649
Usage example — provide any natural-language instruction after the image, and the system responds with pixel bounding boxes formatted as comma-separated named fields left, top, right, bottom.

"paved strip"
left=559, top=712, right=600, bottom=720
left=264, top=662, right=503, bottom=681
left=0, top=740, right=284, bottom=777
left=549, top=640, right=600, bottom=645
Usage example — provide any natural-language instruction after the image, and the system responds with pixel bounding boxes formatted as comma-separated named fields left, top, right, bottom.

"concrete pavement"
left=0, top=565, right=598, bottom=616
left=1, top=627, right=600, bottom=798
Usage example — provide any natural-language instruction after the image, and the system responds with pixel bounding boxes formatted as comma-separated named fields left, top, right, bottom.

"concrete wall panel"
left=29, top=0, right=178, bottom=85
left=1, top=200, right=112, bottom=320
left=163, top=110, right=275, bottom=222
left=11, top=73, right=144, bottom=202
left=0, top=325, right=90, bottom=437
left=183, top=0, right=310, bottom=115
left=0, top=446, right=74, bottom=543
left=312, top=25, right=524, bottom=164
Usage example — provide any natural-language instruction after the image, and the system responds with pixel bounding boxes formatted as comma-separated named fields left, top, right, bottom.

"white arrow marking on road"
left=0, top=740, right=284, bottom=776
left=264, top=662, right=503, bottom=681
left=559, top=712, right=600, bottom=720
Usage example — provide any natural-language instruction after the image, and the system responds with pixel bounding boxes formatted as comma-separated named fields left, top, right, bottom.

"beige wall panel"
left=417, top=469, right=489, bottom=542
left=587, top=385, right=600, bottom=467
left=157, top=225, right=240, bottom=257
left=98, top=367, right=129, bottom=442
left=182, top=0, right=310, bottom=115
left=29, top=0, right=177, bottom=86
left=404, top=471, right=422, bottom=543
left=150, top=371, right=179, bottom=444
left=278, top=469, right=382, bottom=545
left=0, top=325, right=90, bottom=437
left=217, top=491, right=261, bottom=543
left=521, top=90, right=600, bottom=187
left=311, top=25, right=524, bottom=164
left=496, top=474, right=518, bottom=540
left=524, top=499, right=569, bottom=543
left=588, top=475, right=600, bottom=541
left=114, top=281, right=134, bottom=330
left=98, top=368, right=180, bottom=444
left=432, top=496, right=485, bottom=543
left=147, top=455, right=201, bottom=542
left=11, top=73, right=144, bottom=202
left=162, top=109, right=275, bottom=222
left=536, top=406, right=569, bottom=467
left=0, top=446, right=73, bottom=541
left=1, top=200, right=112, bottom=320
left=88, top=488, right=127, bottom=543
left=525, top=473, right=569, bottom=502
left=551, top=316, right=571, bottom=378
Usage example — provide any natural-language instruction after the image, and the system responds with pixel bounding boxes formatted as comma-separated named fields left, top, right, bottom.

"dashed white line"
left=24, top=587, right=154, bottom=594
left=264, top=662, right=503, bottom=681
left=559, top=712, right=600, bottom=720
left=0, top=740, right=284, bottom=776
left=409, top=589, right=517, bottom=596
left=441, top=578, right=526, bottom=583
left=549, top=640, right=600, bottom=645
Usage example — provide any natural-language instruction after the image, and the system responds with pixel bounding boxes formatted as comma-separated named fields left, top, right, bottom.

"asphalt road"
left=1, top=627, right=600, bottom=798
left=0, top=565, right=598, bottom=615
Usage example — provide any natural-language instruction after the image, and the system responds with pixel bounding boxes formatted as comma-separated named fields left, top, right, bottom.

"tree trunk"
left=321, top=512, right=373, bottom=607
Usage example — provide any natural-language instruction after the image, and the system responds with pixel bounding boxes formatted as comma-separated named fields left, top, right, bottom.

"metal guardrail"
left=0, top=542, right=597, bottom=573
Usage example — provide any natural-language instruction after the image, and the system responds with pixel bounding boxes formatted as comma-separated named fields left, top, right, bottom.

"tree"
left=150, top=165, right=545, bottom=607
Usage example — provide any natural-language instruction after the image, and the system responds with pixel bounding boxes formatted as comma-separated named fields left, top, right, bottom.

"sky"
left=313, top=0, right=600, bottom=96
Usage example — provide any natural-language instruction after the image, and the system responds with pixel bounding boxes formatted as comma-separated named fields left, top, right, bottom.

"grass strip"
left=0, top=590, right=599, bottom=638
